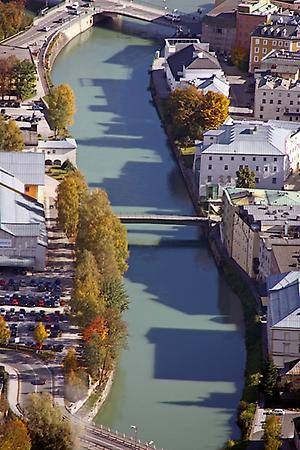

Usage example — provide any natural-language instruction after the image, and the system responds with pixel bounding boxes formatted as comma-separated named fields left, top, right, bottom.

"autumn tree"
left=13, top=59, right=36, bottom=100
left=0, top=418, right=31, bottom=450
left=0, top=56, right=17, bottom=99
left=71, top=250, right=105, bottom=325
left=0, top=1, right=29, bottom=40
left=34, top=322, right=48, bottom=348
left=261, top=356, right=278, bottom=400
left=231, top=47, right=249, bottom=71
left=198, top=91, right=230, bottom=131
left=47, top=84, right=76, bottom=137
left=76, top=189, right=129, bottom=280
left=263, top=415, right=282, bottom=450
left=56, top=170, right=88, bottom=239
left=236, top=167, right=256, bottom=189
left=165, top=86, right=203, bottom=143
left=0, top=315, right=10, bottom=343
left=26, top=393, right=74, bottom=450
left=83, top=334, right=106, bottom=379
left=83, top=316, right=109, bottom=342
left=0, top=118, right=24, bottom=151
left=63, top=347, right=78, bottom=375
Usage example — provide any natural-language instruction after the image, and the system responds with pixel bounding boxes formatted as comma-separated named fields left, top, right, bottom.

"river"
left=52, top=6, right=246, bottom=450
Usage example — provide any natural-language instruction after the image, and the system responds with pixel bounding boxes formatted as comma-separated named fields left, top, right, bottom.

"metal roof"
left=38, top=138, right=77, bottom=150
left=0, top=152, right=45, bottom=186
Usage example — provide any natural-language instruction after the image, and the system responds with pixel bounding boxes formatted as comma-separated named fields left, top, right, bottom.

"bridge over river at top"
left=118, top=214, right=218, bottom=226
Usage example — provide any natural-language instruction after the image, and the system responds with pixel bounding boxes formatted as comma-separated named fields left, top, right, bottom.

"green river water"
left=52, top=5, right=246, bottom=449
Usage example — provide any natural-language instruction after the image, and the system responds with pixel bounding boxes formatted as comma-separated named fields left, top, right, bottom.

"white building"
left=193, top=120, right=300, bottom=199
left=34, top=138, right=77, bottom=166
left=254, top=75, right=300, bottom=122
left=267, top=272, right=300, bottom=368
left=163, top=38, right=230, bottom=97
left=0, top=167, right=47, bottom=271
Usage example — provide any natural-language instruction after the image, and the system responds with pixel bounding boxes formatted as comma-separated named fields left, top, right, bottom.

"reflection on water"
left=52, top=19, right=245, bottom=450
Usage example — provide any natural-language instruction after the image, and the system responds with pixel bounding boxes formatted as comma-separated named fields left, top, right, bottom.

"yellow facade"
left=25, top=184, right=38, bottom=200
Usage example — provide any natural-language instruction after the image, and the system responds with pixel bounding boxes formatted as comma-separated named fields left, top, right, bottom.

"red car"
left=11, top=298, right=19, bottom=306
left=38, top=299, right=45, bottom=307
left=0, top=279, right=6, bottom=286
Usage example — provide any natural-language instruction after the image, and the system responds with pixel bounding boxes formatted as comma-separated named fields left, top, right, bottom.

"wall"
left=236, top=12, right=269, bottom=52
left=270, top=327, right=300, bottom=367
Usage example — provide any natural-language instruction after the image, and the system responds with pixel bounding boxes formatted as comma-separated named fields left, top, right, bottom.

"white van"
left=165, top=12, right=180, bottom=22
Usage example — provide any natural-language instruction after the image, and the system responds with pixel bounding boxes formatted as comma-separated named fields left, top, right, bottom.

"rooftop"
left=224, top=187, right=300, bottom=207
left=37, top=138, right=77, bottom=150
left=262, top=238, right=300, bottom=272
left=0, top=152, right=45, bottom=186
left=256, top=75, right=300, bottom=90
left=252, top=22, right=300, bottom=39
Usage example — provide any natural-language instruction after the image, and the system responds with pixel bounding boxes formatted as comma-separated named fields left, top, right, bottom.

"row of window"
left=258, top=115, right=300, bottom=121
left=207, top=164, right=277, bottom=172
left=262, top=99, right=300, bottom=106
left=206, top=175, right=277, bottom=184
left=262, top=92, right=300, bottom=98
left=207, top=156, right=277, bottom=162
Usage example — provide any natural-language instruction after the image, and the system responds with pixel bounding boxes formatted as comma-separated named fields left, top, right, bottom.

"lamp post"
left=130, top=425, right=138, bottom=448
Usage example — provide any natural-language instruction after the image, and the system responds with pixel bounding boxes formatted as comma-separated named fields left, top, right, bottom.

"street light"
left=130, top=425, right=138, bottom=447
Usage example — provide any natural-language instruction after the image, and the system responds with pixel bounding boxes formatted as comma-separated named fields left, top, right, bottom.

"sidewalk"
left=2, top=364, right=21, bottom=416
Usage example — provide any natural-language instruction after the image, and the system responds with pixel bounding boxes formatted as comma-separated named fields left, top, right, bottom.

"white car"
left=41, top=26, right=50, bottom=32
left=273, top=409, right=285, bottom=416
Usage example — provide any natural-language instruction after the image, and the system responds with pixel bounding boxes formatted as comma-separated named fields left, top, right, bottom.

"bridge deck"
left=118, top=214, right=214, bottom=225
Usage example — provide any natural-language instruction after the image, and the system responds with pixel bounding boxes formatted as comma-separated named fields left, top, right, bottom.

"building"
left=163, top=39, right=229, bottom=96
left=0, top=152, right=45, bottom=201
left=267, top=272, right=300, bottom=368
left=254, top=75, right=300, bottom=121
left=222, top=188, right=300, bottom=277
left=34, top=138, right=77, bottom=166
left=236, top=0, right=278, bottom=52
left=294, top=417, right=300, bottom=450
left=259, top=236, right=300, bottom=281
left=249, top=17, right=300, bottom=72
left=193, top=120, right=300, bottom=199
left=201, top=0, right=238, bottom=55
left=257, top=49, right=300, bottom=79
left=0, top=167, right=47, bottom=271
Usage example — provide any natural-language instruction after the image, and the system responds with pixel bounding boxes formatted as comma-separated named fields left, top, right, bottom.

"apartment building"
left=258, top=49, right=300, bottom=79
left=267, top=271, right=300, bottom=368
left=254, top=75, right=300, bottom=121
left=259, top=236, right=300, bottom=281
left=193, top=120, right=300, bottom=199
left=222, top=188, right=300, bottom=277
left=249, top=18, right=300, bottom=72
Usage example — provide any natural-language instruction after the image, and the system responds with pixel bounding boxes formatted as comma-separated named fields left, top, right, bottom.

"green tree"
left=0, top=418, right=31, bottom=450
left=83, top=333, right=106, bottom=380
left=71, top=250, right=105, bottom=325
left=231, top=47, right=249, bottom=71
left=261, top=356, right=278, bottom=400
left=236, top=166, right=256, bottom=189
left=198, top=91, right=230, bottom=131
left=26, top=393, right=74, bottom=450
left=101, top=278, right=129, bottom=313
left=13, top=59, right=36, bottom=100
left=263, top=415, right=282, bottom=450
left=63, top=347, right=78, bottom=375
left=0, top=315, right=10, bottom=343
left=56, top=170, right=88, bottom=239
left=47, top=84, right=76, bottom=137
left=0, top=118, right=24, bottom=151
left=34, top=322, right=48, bottom=348
left=165, top=86, right=203, bottom=143
left=76, top=189, right=129, bottom=280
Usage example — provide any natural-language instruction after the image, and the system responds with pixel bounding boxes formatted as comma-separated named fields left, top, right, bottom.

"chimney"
left=284, top=220, right=288, bottom=236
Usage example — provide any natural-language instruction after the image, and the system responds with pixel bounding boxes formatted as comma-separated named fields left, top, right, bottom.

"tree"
left=198, top=91, right=230, bottom=131
left=263, top=415, right=282, bottom=450
left=13, top=59, right=36, bottom=100
left=26, top=393, right=74, bottom=450
left=101, top=278, right=129, bottom=312
left=83, top=334, right=106, bottom=379
left=76, top=189, right=129, bottom=280
left=83, top=316, right=109, bottom=342
left=231, top=47, right=249, bottom=71
left=63, top=347, right=78, bottom=375
left=56, top=170, right=88, bottom=239
left=34, top=322, right=48, bottom=348
left=0, top=418, right=31, bottom=450
left=0, top=315, right=10, bottom=343
left=165, top=86, right=203, bottom=143
left=71, top=250, right=105, bottom=325
left=261, top=356, right=278, bottom=400
left=0, top=118, right=24, bottom=151
left=236, top=166, right=256, bottom=189
left=47, top=84, right=76, bottom=137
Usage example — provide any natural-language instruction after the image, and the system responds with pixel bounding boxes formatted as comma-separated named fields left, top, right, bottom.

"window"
left=25, top=186, right=30, bottom=192
left=276, top=108, right=280, bottom=112
left=298, top=42, right=300, bottom=47
left=253, top=157, right=256, bottom=161
left=274, top=157, right=277, bottom=162
left=262, top=99, right=266, bottom=104
left=270, top=99, right=273, bottom=104
left=263, top=92, right=266, bottom=96
left=242, top=157, right=245, bottom=161
left=255, top=47, right=259, bottom=53
left=227, top=176, right=231, bottom=183
left=207, top=176, right=212, bottom=182
left=278, top=100, right=282, bottom=104
left=263, top=39, right=267, bottom=45
left=278, top=41, right=283, bottom=47
left=259, top=115, right=263, bottom=119
left=276, top=116, right=280, bottom=120
left=219, top=156, right=223, bottom=161
left=224, top=165, right=228, bottom=170
left=260, top=106, right=264, bottom=111
left=273, top=166, right=277, bottom=172
left=262, top=48, right=267, bottom=54
left=263, top=157, right=267, bottom=161
left=290, top=101, right=294, bottom=105
left=255, top=38, right=260, bottom=44
left=272, top=40, right=277, bottom=45
left=272, top=177, right=277, bottom=184
left=287, top=93, right=290, bottom=97
left=217, top=28, right=222, bottom=34
left=208, top=165, right=212, bottom=170
left=256, top=166, right=259, bottom=171
left=209, top=156, right=212, bottom=160
left=284, top=41, right=289, bottom=47
left=239, top=165, right=243, bottom=170
left=254, top=56, right=259, bottom=62
left=255, top=177, right=259, bottom=183
left=264, top=166, right=268, bottom=171
left=231, top=156, right=234, bottom=161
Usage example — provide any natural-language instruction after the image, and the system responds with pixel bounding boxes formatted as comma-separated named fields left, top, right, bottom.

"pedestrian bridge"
left=118, top=214, right=216, bottom=226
